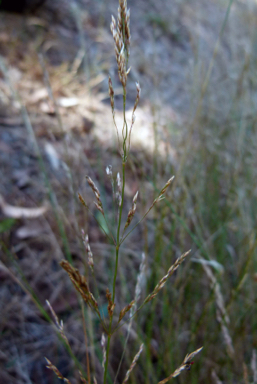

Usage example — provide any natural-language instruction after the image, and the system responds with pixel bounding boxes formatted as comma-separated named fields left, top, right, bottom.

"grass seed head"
left=119, top=300, right=135, bottom=322
left=83, top=233, right=94, bottom=269
left=122, top=344, right=144, bottom=384
left=124, top=191, right=139, bottom=231
left=158, top=347, right=203, bottom=383
left=108, top=77, right=115, bottom=112
left=60, top=260, right=100, bottom=316
left=45, top=358, right=72, bottom=384
left=144, top=250, right=190, bottom=304
left=46, top=300, right=69, bottom=346
left=106, top=288, right=115, bottom=317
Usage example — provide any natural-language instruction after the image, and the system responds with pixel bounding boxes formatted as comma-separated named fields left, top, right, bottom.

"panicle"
left=117, top=0, right=131, bottom=56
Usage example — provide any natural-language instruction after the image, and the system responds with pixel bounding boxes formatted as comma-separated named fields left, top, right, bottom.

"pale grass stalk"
left=211, top=370, right=223, bottom=384
left=202, top=263, right=234, bottom=357
left=101, top=334, right=107, bottom=369
left=217, top=312, right=234, bottom=358
left=252, top=350, right=257, bottom=384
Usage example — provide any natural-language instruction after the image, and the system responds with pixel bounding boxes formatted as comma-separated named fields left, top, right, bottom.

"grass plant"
left=1, top=1, right=257, bottom=383
left=44, top=1, right=203, bottom=383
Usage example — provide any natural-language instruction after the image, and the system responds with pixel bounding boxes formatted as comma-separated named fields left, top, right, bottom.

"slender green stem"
left=104, top=161, right=126, bottom=384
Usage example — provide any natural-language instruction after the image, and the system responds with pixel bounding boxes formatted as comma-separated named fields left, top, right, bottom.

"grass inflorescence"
left=45, top=1, right=202, bottom=383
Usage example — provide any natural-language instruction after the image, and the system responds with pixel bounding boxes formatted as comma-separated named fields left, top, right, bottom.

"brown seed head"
left=119, top=300, right=135, bottom=322
left=60, top=260, right=100, bottom=315
left=45, top=358, right=72, bottom=384
left=106, top=288, right=115, bottom=317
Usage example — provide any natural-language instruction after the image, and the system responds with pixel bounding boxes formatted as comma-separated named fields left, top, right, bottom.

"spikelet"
left=60, top=260, right=100, bottom=317
left=82, top=231, right=94, bottom=270
left=85, top=176, right=105, bottom=216
left=144, top=250, right=190, bottom=304
left=106, top=288, right=115, bottom=317
left=119, top=299, right=135, bottom=322
left=154, top=176, right=175, bottom=205
left=45, top=358, right=72, bottom=384
left=158, top=347, right=203, bottom=383
left=46, top=300, right=69, bottom=347
left=78, top=193, right=88, bottom=209
left=124, top=191, right=138, bottom=232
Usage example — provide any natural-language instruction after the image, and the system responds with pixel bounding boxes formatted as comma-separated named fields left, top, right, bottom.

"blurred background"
left=1, top=0, right=257, bottom=383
